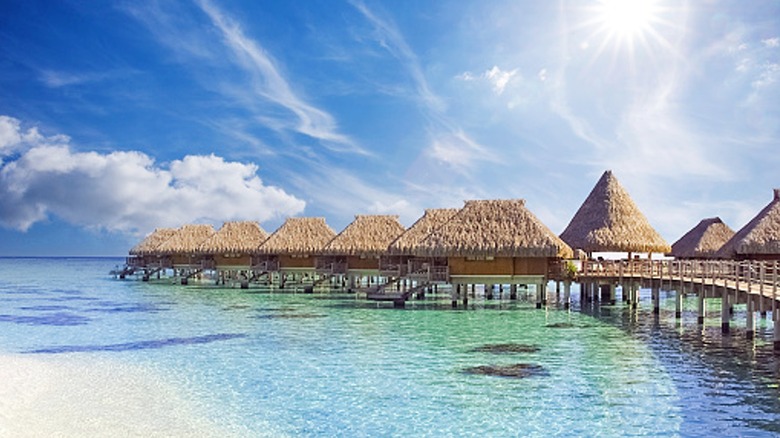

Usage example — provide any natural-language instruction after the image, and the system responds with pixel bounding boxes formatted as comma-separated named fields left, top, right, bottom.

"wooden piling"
left=721, top=287, right=730, bottom=334
left=746, top=294, right=754, bottom=340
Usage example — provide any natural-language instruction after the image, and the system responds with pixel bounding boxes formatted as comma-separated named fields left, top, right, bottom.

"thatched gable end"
left=717, top=189, right=780, bottom=258
left=388, top=208, right=459, bottom=255
left=670, top=217, right=734, bottom=259
left=416, top=200, right=573, bottom=258
left=259, top=217, right=336, bottom=255
left=321, top=215, right=406, bottom=256
left=156, top=224, right=216, bottom=255
left=129, top=228, right=178, bottom=256
left=560, top=170, right=670, bottom=253
left=199, top=221, right=268, bottom=254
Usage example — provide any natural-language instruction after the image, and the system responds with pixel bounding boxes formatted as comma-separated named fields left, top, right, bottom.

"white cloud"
left=0, top=116, right=69, bottom=157
left=0, top=116, right=304, bottom=233
left=484, top=66, right=518, bottom=95
left=538, top=68, right=548, bottom=82
left=752, top=63, right=780, bottom=89
left=456, top=66, right=519, bottom=95
left=762, top=37, right=780, bottom=48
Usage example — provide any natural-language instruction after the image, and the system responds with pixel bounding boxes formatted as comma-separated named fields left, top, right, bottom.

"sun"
left=595, top=0, right=660, bottom=41
left=576, top=0, right=676, bottom=66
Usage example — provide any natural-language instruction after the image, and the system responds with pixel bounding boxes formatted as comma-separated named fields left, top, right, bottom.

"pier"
left=572, top=258, right=780, bottom=348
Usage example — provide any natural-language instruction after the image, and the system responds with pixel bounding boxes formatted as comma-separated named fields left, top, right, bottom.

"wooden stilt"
left=486, top=284, right=494, bottom=300
left=774, top=308, right=780, bottom=351
left=697, top=289, right=705, bottom=324
left=721, top=287, right=730, bottom=334
left=746, top=294, right=755, bottom=340
left=652, top=287, right=660, bottom=315
left=564, top=280, right=571, bottom=309
left=536, top=283, right=542, bottom=309
left=675, top=286, right=683, bottom=319
left=510, top=284, right=517, bottom=300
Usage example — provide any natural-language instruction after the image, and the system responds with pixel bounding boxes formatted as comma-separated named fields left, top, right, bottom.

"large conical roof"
left=320, top=215, right=406, bottom=256
left=416, top=200, right=573, bottom=258
left=716, top=189, right=780, bottom=258
left=560, top=170, right=670, bottom=253
left=670, top=217, right=735, bottom=259
left=258, top=217, right=336, bottom=255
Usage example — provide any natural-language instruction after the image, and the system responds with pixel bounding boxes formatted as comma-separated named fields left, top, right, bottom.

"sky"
left=1, top=0, right=779, bottom=256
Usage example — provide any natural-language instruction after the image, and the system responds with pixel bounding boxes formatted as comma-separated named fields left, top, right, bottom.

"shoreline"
left=0, top=353, right=244, bottom=437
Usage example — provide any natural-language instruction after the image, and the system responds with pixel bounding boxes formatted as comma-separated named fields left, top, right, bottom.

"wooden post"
left=746, top=294, right=755, bottom=340
left=510, top=283, right=517, bottom=300
left=451, top=283, right=458, bottom=308
left=721, top=284, right=730, bottom=334
left=564, top=280, right=571, bottom=309
left=541, top=281, right=548, bottom=306
left=536, top=283, right=543, bottom=309
left=609, top=283, right=616, bottom=306
left=774, top=308, right=780, bottom=351
left=760, top=262, right=767, bottom=317
left=675, top=284, right=683, bottom=319
left=652, top=286, right=660, bottom=315
left=461, top=284, right=468, bottom=307
left=486, top=284, right=494, bottom=300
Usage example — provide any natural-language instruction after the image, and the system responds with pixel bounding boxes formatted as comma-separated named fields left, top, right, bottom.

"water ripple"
left=24, top=333, right=248, bottom=354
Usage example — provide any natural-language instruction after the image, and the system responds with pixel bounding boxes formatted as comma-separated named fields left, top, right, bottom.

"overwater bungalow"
left=155, top=224, right=216, bottom=283
left=560, top=170, right=671, bottom=256
left=255, top=217, right=337, bottom=287
left=317, top=215, right=406, bottom=288
left=670, top=217, right=735, bottom=259
left=198, top=221, right=268, bottom=286
left=128, top=227, right=178, bottom=268
left=716, top=189, right=780, bottom=260
left=415, top=199, right=573, bottom=304
left=382, top=208, right=458, bottom=282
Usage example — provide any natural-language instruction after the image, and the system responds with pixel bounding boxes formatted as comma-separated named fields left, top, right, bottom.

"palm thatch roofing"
left=415, top=199, right=574, bottom=258
left=320, top=215, right=406, bottom=256
left=258, top=217, right=336, bottom=255
left=716, top=189, right=780, bottom=258
left=387, top=208, right=459, bottom=255
left=670, top=217, right=735, bottom=259
left=559, top=170, right=671, bottom=254
left=156, top=224, right=216, bottom=255
left=129, top=228, right=178, bottom=256
left=199, top=221, right=268, bottom=254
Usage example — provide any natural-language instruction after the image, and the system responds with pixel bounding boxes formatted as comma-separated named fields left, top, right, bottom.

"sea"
left=0, top=257, right=779, bottom=437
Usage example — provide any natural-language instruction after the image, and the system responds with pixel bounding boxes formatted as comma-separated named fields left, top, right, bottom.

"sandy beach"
left=0, top=354, right=239, bottom=437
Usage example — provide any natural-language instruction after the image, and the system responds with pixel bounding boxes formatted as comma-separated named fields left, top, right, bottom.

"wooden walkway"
left=574, top=259, right=780, bottom=348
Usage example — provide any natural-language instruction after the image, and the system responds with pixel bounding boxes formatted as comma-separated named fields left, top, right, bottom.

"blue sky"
left=1, top=0, right=778, bottom=256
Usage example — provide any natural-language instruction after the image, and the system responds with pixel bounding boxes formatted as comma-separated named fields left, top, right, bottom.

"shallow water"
left=0, top=257, right=779, bottom=436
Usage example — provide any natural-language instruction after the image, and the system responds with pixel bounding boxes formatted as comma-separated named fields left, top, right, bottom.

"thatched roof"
left=258, top=217, right=336, bottom=255
left=156, top=224, right=216, bottom=255
left=388, top=208, right=459, bottom=255
left=670, top=217, right=735, bottom=259
left=416, top=200, right=573, bottom=258
left=129, top=228, right=178, bottom=256
left=717, top=189, right=780, bottom=258
left=560, top=170, right=671, bottom=253
left=199, top=221, right=268, bottom=254
left=320, top=215, right=406, bottom=256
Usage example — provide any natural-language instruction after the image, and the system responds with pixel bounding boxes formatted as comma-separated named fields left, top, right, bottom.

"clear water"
left=1, top=257, right=779, bottom=437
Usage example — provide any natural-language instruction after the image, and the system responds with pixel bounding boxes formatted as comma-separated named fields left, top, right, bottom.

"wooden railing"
left=576, top=259, right=780, bottom=300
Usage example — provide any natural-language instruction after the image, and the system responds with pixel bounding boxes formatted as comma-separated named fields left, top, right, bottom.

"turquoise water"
left=1, top=258, right=779, bottom=436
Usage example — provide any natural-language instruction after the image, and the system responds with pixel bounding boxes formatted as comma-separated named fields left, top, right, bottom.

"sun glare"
left=577, top=0, right=676, bottom=67
left=597, top=0, right=658, bottom=39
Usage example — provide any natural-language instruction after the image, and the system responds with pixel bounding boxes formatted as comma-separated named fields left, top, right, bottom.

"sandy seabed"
left=0, top=354, right=249, bottom=437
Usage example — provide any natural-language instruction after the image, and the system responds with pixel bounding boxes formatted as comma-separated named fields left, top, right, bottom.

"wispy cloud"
left=350, top=0, right=497, bottom=174
left=196, top=0, right=365, bottom=154
left=124, top=0, right=364, bottom=155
